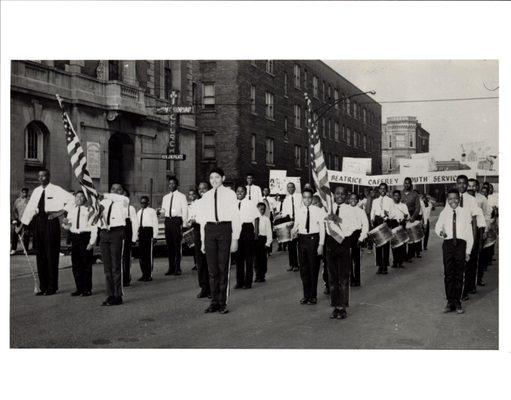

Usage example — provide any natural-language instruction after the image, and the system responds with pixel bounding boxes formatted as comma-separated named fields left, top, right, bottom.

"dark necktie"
left=292, top=196, right=295, bottom=220
left=214, top=188, right=219, bottom=222
left=336, top=204, right=340, bottom=216
left=76, top=206, right=81, bottom=230
left=249, top=186, right=251, bottom=200
left=107, top=202, right=113, bottom=226
left=38, top=189, right=45, bottom=213
left=453, top=209, right=457, bottom=246
left=306, top=206, right=310, bottom=233
left=460, top=195, right=463, bottom=208
left=280, top=201, right=283, bottom=212
left=238, top=201, right=241, bottom=210
left=169, top=193, right=174, bottom=217
left=140, top=208, right=144, bottom=227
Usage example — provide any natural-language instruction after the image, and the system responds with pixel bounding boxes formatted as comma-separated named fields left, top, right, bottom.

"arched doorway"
left=108, top=132, right=134, bottom=192
left=23, top=120, right=50, bottom=185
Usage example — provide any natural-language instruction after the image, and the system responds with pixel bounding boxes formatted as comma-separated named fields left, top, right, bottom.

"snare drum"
left=391, top=226, right=409, bottom=249
left=274, top=221, right=295, bottom=243
left=483, top=228, right=498, bottom=248
left=368, top=223, right=393, bottom=247
left=406, top=221, right=424, bottom=243
left=182, top=228, right=195, bottom=248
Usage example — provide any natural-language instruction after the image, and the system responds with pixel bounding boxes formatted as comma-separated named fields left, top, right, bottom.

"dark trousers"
left=193, top=224, right=209, bottom=294
left=298, top=233, right=320, bottom=299
left=288, top=237, right=299, bottom=268
left=322, top=249, right=329, bottom=287
left=236, top=223, right=255, bottom=287
left=326, top=235, right=351, bottom=308
left=34, top=214, right=61, bottom=293
left=464, top=227, right=482, bottom=295
left=387, top=219, right=405, bottom=267
left=255, top=236, right=268, bottom=279
left=138, top=227, right=154, bottom=278
left=205, top=222, right=232, bottom=307
left=374, top=216, right=390, bottom=267
left=423, top=220, right=430, bottom=250
left=99, top=227, right=124, bottom=299
left=407, top=241, right=421, bottom=258
left=122, top=220, right=132, bottom=285
left=164, top=217, right=183, bottom=273
left=350, top=229, right=361, bottom=284
left=478, top=246, right=488, bottom=283
left=442, top=239, right=467, bottom=305
left=70, top=232, right=93, bottom=293
left=11, top=220, right=30, bottom=251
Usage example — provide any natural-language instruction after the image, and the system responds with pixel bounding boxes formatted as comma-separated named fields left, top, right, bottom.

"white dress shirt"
left=161, top=190, right=188, bottom=226
left=370, top=195, right=394, bottom=221
left=475, top=192, right=492, bottom=225
left=389, top=202, right=409, bottom=222
left=128, top=205, right=139, bottom=242
left=246, top=184, right=262, bottom=203
left=21, top=183, right=74, bottom=225
left=282, top=192, right=303, bottom=220
left=137, top=207, right=159, bottom=235
left=420, top=199, right=432, bottom=223
left=188, top=199, right=202, bottom=224
left=262, top=195, right=276, bottom=212
left=487, top=193, right=498, bottom=208
left=349, top=204, right=369, bottom=241
left=237, top=197, right=261, bottom=225
left=435, top=206, right=474, bottom=254
left=257, top=215, right=273, bottom=247
left=455, top=192, right=486, bottom=229
left=293, top=205, right=326, bottom=245
left=197, top=185, right=241, bottom=242
left=100, top=193, right=129, bottom=229
left=64, top=203, right=98, bottom=246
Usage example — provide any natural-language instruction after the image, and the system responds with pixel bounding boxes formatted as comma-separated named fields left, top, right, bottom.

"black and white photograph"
left=1, top=2, right=510, bottom=400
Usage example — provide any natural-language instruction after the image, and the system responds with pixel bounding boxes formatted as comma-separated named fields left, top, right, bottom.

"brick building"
left=192, top=60, right=382, bottom=188
left=381, top=116, right=430, bottom=174
left=10, top=60, right=197, bottom=207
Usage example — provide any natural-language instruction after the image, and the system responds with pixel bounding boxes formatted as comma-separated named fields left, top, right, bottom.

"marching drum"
left=367, top=223, right=393, bottom=248
left=182, top=228, right=195, bottom=248
left=483, top=227, right=498, bottom=248
left=274, top=221, right=295, bottom=243
left=390, top=226, right=409, bottom=249
left=406, top=221, right=424, bottom=243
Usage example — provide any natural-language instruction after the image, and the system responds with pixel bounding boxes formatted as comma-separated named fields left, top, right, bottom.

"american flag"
left=306, top=95, right=344, bottom=244
left=56, top=94, right=101, bottom=223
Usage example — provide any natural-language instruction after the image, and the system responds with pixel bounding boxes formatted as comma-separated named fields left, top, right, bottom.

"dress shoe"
left=462, top=294, right=470, bottom=301
left=138, top=276, right=146, bottom=282
left=174, top=270, right=182, bottom=276
left=102, top=297, right=114, bottom=306
left=443, top=303, right=453, bottom=313
left=376, top=267, right=382, bottom=274
left=323, top=287, right=330, bottom=295
left=44, top=290, right=56, bottom=296
left=218, top=306, right=229, bottom=314
left=205, top=304, right=220, bottom=313
left=405, top=258, right=413, bottom=263
left=292, top=267, right=299, bottom=272
left=144, top=277, right=153, bottom=282
left=10, top=250, right=16, bottom=255
left=197, top=291, right=209, bottom=298
left=192, top=266, right=198, bottom=271
left=35, top=291, right=45, bottom=296
left=456, top=304, right=465, bottom=314
left=381, top=268, right=388, bottom=275
left=70, top=291, right=82, bottom=297
left=477, top=281, right=486, bottom=287
left=254, top=278, right=261, bottom=283
left=469, top=289, right=477, bottom=295
left=287, top=266, right=294, bottom=271
left=234, top=284, right=243, bottom=289
left=244, top=285, right=252, bottom=289
left=81, top=291, right=92, bottom=297
left=111, top=297, right=123, bottom=305
left=416, top=254, right=422, bottom=259
left=300, top=298, right=308, bottom=305
left=337, top=309, right=347, bottom=319
left=308, top=298, right=317, bottom=305
left=164, top=271, right=174, bottom=276
left=330, top=309, right=339, bottom=319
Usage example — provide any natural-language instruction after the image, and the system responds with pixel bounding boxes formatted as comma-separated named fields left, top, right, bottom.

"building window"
left=304, top=109, right=309, bottom=128
left=389, top=157, right=392, bottom=170
left=354, top=130, right=358, bottom=147
left=284, top=116, right=288, bottom=140
left=202, top=83, right=215, bottom=109
left=266, top=138, right=274, bottom=165
left=396, top=134, right=406, bottom=148
left=322, top=81, right=326, bottom=101
left=410, top=134, right=414, bottom=147
left=363, top=134, right=367, bottom=151
left=342, top=125, right=346, bottom=141
left=363, top=108, right=367, bottom=124
left=250, top=85, right=256, bottom=114
left=328, top=119, right=332, bottom=139
left=265, top=92, right=274, bottom=119
left=304, top=147, right=308, bottom=167
left=353, top=102, right=358, bottom=119
left=334, top=155, right=339, bottom=170
left=108, top=61, right=121, bottom=81
left=313, top=112, right=318, bottom=130
left=266, top=60, right=274, bottom=75
left=24, top=121, right=45, bottom=163
left=313, top=76, right=318, bottom=98
left=164, top=64, right=172, bottom=100
left=347, top=128, right=351, bottom=146
left=203, top=133, right=216, bottom=160
left=389, top=134, right=392, bottom=148
left=294, top=104, right=301, bottom=128
left=334, top=122, right=339, bottom=142
left=294, top=145, right=301, bottom=168
left=284, top=72, right=288, bottom=97
left=328, top=85, right=332, bottom=101
left=304, top=69, right=308, bottom=90
left=334, top=90, right=339, bottom=109
left=322, top=117, right=326, bottom=138
left=346, top=98, right=351, bottom=116
left=251, top=134, right=256, bottom=162
left=294, top=64, right=300, bottom=88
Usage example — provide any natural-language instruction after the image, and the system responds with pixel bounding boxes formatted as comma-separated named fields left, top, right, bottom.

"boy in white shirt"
left=348, top=193, right=369, bottom=286
left=136, top=196, right=159, bottom=282
left=388, top=190, right=409, bottom=269
left=254, top=202, right=273, bottom=283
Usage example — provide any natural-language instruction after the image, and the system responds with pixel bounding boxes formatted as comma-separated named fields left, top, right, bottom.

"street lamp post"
left=305, top=90, right=376, bottom=186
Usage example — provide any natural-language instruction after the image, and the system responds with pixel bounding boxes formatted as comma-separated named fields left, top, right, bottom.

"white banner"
left=328, top=169, right=476, bottom=187
left=269, top=170, right=288, bottom=194
left=342, top=157, right=372, bottom=175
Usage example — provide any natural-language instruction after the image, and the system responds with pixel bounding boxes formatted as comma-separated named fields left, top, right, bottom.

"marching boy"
left=388, top=190, right=409, bottom=269
left=254, top=202, right=273, bottom=283
left=435, top=189, right=473, bottom=314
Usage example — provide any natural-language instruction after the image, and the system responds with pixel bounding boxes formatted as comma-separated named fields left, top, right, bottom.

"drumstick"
left=18, top=233, right=39, bottom=294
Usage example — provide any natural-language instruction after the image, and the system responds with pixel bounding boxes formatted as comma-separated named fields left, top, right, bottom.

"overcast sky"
left=324, top=60, right=499, bottom=161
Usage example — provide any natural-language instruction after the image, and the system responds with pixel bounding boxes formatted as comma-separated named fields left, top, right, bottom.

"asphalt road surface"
left=10, top=208, right=498, bottom=349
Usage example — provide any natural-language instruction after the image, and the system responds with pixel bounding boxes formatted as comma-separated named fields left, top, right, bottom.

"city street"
left=10, top=209, right=498, bottom=349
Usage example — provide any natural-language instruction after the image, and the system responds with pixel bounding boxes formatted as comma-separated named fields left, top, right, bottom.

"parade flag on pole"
left=306, top=95, right=344, bottom=244
left=56, top=94, right=102, bottom=224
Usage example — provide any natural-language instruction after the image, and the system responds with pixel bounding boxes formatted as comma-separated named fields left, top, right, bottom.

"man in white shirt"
left=435, top=188, right=473, bottom=314
left=198, top=168, right=241, bottom=314
left=370, top=183, right=393, bottom=274
left=387, top=190, right=409, bottom=269
left=63, top=190, right=98, bottom=297
left=348, top=193, right=369, bottom=286
left=137, top=196, right=159, bottom=282
left=325, top=186, right=357, bottom=319
left=161, top=176, right=188, bottom=276
left=19, top=169, right=74, bottom=296
left=122, top=189, right=139, bottom=287
left=282, top=182, right=302, bottom=271
left=234, top=185, right=260, bottom=289
left=189, top=182, right=211, bottom=298
left=254, top=202, right=273, bottom=283
left=246, top=173, right=262, bottom=204
left=292, top=188, right=325, bottom=306
left=99, top=183, right=130, bottom=306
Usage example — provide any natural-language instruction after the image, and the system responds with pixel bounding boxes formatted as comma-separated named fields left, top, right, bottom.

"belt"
left=298, top=232, right=319, bottom=238
left=165, top=216, right=182, bottom=219
left=206, top=221, right=231, bottom=225
left=100, top=226, right=124, bottom=232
